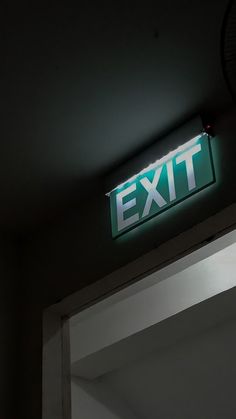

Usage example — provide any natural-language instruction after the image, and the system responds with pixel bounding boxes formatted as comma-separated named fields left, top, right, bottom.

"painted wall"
left=70, top=240, right=236, bottom=379
left=0, top=235, right=22, bottom=418
left=71, top=377, right=137, bottom=419
left=25, top=108, right=236, bottom=304
left=101, top=315, right=236, bottom=419
left=21, top=107, right=236, bottom=418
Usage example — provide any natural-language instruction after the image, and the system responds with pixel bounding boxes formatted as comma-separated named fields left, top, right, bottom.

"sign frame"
left=108, top=134, right=216, bottom=238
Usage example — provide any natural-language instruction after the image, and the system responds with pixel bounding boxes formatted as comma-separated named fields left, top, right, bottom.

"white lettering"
left=166, top=160, right=176, bottom=201
left=116, top=184, right=139, bottom=231
left=175, top=144, right=201, bottom=191
left=140, top=166, right=167, bottom=218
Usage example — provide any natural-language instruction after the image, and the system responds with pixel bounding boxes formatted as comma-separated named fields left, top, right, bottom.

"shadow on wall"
left=71, top=376, right=139, bottom=419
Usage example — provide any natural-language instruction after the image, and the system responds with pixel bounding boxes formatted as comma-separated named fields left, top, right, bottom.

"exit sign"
left=108, top=134, right=215, bottom=238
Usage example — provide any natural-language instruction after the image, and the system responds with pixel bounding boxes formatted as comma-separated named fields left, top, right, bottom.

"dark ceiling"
left=3, top=1, right=234, bottom=234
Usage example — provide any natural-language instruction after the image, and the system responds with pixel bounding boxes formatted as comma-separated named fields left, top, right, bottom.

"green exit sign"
left=108, top=134, right=215, bottom=238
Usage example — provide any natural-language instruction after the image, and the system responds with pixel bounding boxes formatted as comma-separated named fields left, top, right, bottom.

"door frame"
left=42, top=203, right=236, bottom=419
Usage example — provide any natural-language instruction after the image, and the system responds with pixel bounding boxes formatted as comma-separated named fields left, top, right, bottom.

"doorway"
left=69, top=234, right=236, bottom=419
left=42, top=205, right=236, bottom=419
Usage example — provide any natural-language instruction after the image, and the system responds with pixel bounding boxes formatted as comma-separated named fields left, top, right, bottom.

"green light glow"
left=108, top=134, right=215, bottom=238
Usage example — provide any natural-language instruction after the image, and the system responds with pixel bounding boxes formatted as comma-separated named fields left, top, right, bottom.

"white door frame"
left=42, top=203, right=236, bottom=419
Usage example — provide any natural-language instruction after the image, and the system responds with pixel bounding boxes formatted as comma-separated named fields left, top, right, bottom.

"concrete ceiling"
left=3, top=1, right=233, bottom=233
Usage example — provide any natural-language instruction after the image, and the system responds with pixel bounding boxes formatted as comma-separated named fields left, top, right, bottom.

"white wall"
left=70, top=236, right=236, bottom=378
left=71, top=377, right=138, bottom=419
left=101, top=316, right=236, bottom=419
left=70, top=231, right=236, bottom=418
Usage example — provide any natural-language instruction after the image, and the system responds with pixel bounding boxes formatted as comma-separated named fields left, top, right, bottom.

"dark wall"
left=0, top=236, right=22, bottom=418
left=21, top=107, right=236, bottom=418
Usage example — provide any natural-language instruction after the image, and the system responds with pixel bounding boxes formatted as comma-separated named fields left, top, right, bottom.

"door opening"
left=42, top=205, right=236, bottom=419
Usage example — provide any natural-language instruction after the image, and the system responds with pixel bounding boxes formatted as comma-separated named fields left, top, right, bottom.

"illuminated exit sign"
left=108, top=134, right=215, bottom=238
